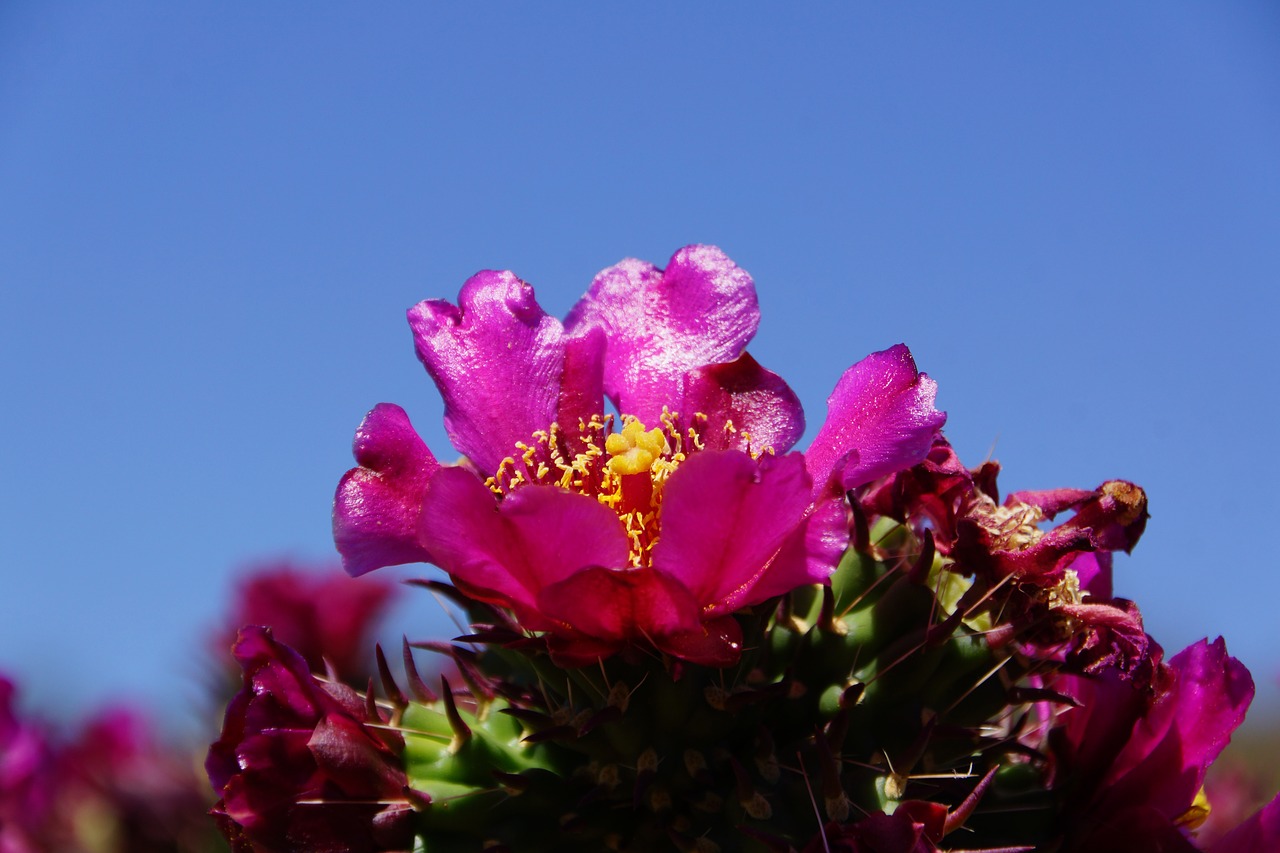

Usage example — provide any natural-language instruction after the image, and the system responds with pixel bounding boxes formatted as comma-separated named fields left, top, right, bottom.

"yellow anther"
left=493, top=411, right=703, bottom=569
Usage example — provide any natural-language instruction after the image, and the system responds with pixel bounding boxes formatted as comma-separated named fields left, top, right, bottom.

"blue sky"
left=2, top=3, right=1278, bottom=726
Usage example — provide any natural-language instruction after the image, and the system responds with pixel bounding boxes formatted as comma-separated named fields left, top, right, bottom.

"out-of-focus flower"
left=0, top=677, right=53, bottom=853
left=334, top=245, right=944, bottom=665
left=2, top=675, right=223, bottom=853
left=206, top=626, right=414, bottom=852
left=1199, top=762, right=1275, bottom=847
left=47, top=707, right=220, bottom=852
left=216, top=562, right=400, bottom=684
left=1207, top=793, right=1280, bottom=853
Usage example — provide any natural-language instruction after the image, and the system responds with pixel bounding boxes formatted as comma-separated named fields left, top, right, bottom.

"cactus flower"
left=1047, top=637, right=1255, bottom=851
left=206, top=627, right=415, bottom=852
left=334, top=245, right=944, bottom=665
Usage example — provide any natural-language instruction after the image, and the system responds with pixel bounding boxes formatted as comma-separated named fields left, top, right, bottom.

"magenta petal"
left=1008, top=487, right=1098, bottom=517
left=537, top=566, right=703, bottom=643
left=652, top=450, right=815, bottom=615
left=420, top=470, right=630, bottom=623
left=1068, top=551, right=1114, bottom=600
left=1105, top=638, right=1254, bottom=820
left=544, top=633, right=627, bottom=668
left=333, top=403, right=439, bottom=576
left=308, top=714, right=406, bottom=798
left=806, top=344, right=946, bottom=494
left=748, top=493, right=849, bottom=603
left=556, top=326, right=606, bottom=453
left=408, top=270, right=575, bottom=474
left=654, top=616, right=744, bottom=668
left=564, top=245, right=759, bottom=422
left=681, top=352, right=805, bottom=454
left=954, top=521, right=1095, bottom=584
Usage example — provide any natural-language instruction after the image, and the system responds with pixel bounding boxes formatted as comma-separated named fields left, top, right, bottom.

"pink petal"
left=536, top=566, right=702, bottom=645
left=1068, top=551, right=1113, bottom=600
left=654, top=616, right=744, bottom=668
left=556, top=326, right=606, bottom=455
left=681, top=352, right=805, bottom=454
left=652, top=450, right=815, bottom=616
left=408, top=270, right=600, bottom=474
left=1008, top=487, right=1098, bottom=517
left=420, top=470, right=630, bottom=623
left=806, top=344, right=946, bottom=494
left=333, top=404, right=439, bottom=576
left=564, top=245, right=759, bottom=423
left=1105, top=637, right=1254, bottom=820
left=953, top=520, right=1095, bottom=584
left=544, top=633, right=626, bottom=668
left=746, top=493, right=850, bottom=602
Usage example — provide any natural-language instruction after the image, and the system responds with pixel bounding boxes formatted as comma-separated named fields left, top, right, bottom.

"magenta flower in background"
left=48, top=707, right=219, bottom=852
left=334, top=245, right=945, bottom=665
left=1208, top=796, right=1280, bottom=853
left=1199, top=763, right=1277, bottom=847
left=217, top=562, right=400, bottom=684
left=0, top=678, right=53, bottom=853
left=2, top=675, right=223, bottom=853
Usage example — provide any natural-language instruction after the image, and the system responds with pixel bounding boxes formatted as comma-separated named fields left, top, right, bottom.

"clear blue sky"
left=2, top=3, right=1278, bottom=724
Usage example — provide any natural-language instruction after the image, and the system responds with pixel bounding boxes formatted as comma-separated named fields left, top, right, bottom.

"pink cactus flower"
left=335, top=245, right=944, bottom=666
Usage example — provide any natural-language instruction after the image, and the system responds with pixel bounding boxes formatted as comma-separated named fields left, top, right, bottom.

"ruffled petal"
left=564, top=245, right=759, bottom=422
left=681, top=352, right=805, bottom=454
left=333, top=404, right=439, bottom=577
left=652, top=450, right=814, bottom=616
left=805, top=344, right=946, bottom=494
left=420, top=471, right=630, bottom=623
left=408, top=270, right=594, bottom=474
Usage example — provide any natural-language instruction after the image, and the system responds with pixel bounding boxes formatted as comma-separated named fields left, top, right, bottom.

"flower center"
left=485, top=412, right=707, bottom=568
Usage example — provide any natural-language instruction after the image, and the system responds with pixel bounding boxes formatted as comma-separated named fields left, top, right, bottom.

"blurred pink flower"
left=217, top=561, right=400, bottom=684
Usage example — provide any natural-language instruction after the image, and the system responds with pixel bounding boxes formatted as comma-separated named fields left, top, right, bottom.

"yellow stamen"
left=487, top=410, right=772, bottom=570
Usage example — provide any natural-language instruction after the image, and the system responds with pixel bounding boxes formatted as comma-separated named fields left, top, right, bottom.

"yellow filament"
left=486, top=411, right=723, bottom=568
